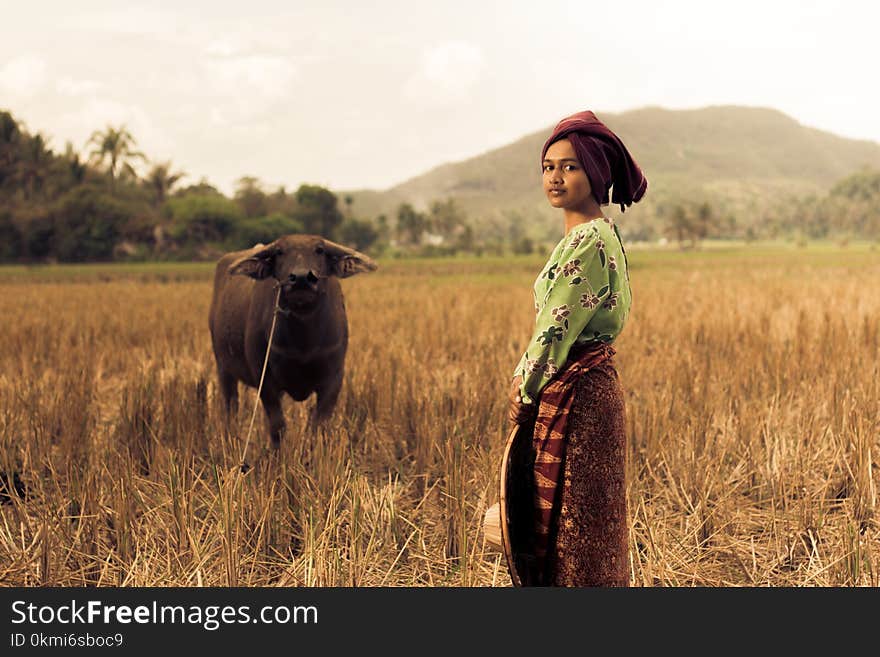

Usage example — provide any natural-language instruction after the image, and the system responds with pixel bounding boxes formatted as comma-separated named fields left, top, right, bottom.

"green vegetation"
left=3, top=242, right=876, bottom=285
left=0, top=110, right=383, bottom=263
left=2, top=106, right=879, bottom=264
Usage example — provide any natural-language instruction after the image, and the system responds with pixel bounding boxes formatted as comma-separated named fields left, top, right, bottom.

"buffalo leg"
left=218, top=370, right=239, bottom=418
left=260, top=389, right=286, bottom=447
left=312, top=374, right=343, bottom=428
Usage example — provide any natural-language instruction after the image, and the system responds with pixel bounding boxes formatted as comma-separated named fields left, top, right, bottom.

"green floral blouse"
left=514, top=217, right=632, bottom=405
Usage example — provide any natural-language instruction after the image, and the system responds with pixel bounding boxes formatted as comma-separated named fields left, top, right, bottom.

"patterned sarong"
left=531, top=340, right=616, bottom=584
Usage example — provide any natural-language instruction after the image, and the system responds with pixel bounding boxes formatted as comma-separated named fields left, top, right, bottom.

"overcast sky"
left=2, top=0, right=878, bottom=195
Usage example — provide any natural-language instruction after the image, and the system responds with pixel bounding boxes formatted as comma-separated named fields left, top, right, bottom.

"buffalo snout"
left=285, top=270, right=319, bottom=290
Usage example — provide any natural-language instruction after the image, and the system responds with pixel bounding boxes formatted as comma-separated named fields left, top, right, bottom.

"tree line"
left=0, top=110, right=490, bottom=263
left=2, top=108, right=879, bottom=262
left=652, top=167, right=880, bottom=248
left=0, top=111, right=382, bottom=262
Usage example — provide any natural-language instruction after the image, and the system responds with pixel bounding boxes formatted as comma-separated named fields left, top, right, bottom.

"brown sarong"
left=549, top=360, right=629, bottom=586
left=530, top=340, right=616, bottom=584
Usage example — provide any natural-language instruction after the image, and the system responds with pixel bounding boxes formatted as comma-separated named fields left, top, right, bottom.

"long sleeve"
left=516, top=223, right=614, bottom=405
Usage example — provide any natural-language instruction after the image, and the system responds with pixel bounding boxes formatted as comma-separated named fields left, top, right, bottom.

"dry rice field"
left=0, top=244, right=878, bottom=586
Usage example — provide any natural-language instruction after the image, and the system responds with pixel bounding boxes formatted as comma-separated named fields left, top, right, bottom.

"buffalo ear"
left=323, top=240, right=378, bottom=278
left=228, top=243, right=282, bottom=280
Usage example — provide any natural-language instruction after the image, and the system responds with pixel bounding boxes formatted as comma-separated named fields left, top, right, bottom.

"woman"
left=508, top=110, right=647, bottom=587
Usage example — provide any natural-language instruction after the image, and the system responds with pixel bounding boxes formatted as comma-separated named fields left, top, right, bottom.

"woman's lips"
left=549, top=189, right=565, bottom=196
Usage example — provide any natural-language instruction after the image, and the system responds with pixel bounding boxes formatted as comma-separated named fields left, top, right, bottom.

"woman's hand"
left=508, top=375, right=537, bottom=426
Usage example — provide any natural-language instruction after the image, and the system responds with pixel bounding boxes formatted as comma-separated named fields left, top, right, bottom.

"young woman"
left=508, top=110, right=647, bottom=587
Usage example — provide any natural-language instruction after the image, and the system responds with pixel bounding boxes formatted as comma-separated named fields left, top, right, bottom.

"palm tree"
left=0, top=111, right=20, bottom=149
left=62, top=142, right=87, bottom=185
left=234, top=176, right=268, bottom=218
left=86, top=125, right=145, bottom=191
left=0, top=111, right=21, bottom=185
left=145, top=161, right=186, bottom=206
left=18, top=133, right=53, bottom=200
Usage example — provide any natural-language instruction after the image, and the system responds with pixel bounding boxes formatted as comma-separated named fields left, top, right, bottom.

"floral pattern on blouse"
left=514, top=218, right=632, bottom=405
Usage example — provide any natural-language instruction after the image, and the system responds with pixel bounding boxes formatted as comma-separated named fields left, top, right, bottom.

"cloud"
left=56, top=77, right=104, bottom=96
left=205, top=39, right=240, bottom=58
left=67, top=7, right=183, bottom=38
left=202, top=49, right=298, bottom=102
left=190, top=45, right=300, bottom=128
left=0, top=55, right=47, bottom=98
left=403, top=41, right=486, bottom=107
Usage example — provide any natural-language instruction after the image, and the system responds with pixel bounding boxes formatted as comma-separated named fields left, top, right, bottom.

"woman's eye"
left=315, top=246, right=325, bottom=255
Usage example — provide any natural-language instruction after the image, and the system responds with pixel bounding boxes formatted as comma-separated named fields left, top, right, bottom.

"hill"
left=343, top=105, right=880, bottom=240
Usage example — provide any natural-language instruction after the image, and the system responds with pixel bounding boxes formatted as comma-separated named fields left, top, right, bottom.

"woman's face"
left=542, top=138, right=593, bottom=211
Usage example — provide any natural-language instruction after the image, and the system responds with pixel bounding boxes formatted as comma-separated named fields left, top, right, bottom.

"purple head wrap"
left=541, top=110, right=647, bottom=212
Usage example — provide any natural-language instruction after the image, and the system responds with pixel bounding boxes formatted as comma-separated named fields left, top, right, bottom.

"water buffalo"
left=208, top=234, right=377, bottom=447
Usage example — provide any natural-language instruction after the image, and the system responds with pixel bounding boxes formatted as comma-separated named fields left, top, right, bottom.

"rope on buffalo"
left=238, top=284, right=283, bottom=473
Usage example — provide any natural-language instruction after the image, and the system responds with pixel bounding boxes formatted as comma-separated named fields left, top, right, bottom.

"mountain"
left=342, top=105, right=880, bottom=239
